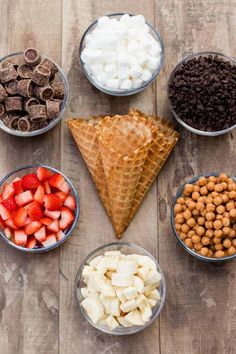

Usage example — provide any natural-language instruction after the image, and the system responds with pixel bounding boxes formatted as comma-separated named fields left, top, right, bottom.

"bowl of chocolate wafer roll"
left=0, top=48, right=68, bottom=136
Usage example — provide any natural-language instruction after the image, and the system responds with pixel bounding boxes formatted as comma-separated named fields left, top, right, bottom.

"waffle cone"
left=96, top=115, right=153, bottom=237
left=67, top=117, right=112, bottom=218
left=128, top=109, right=179, bottom=223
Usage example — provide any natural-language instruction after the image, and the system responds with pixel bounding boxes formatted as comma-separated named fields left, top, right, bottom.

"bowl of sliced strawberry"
left=0, top=164, right=79, bottom=252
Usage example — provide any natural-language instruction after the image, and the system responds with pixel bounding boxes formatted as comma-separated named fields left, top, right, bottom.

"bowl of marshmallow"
left=79, top=13, right=164, bottom=96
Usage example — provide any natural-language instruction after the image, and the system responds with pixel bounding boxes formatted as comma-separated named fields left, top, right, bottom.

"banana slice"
left=97, top=256, right=119, bottom=273
left=87, top=272, right=106, bottom=291
left=81, top=287, right=97, bottom=299
left=147, top=298, right=158, bottom=307
left=136, top=294, right=149, bottom=310
left=104, top=251, right=121, bottom=257
left=105, top=315, right=120, bottom=330
left=116, top=260, right=138, bottom=275
left=81, top=297, right=104, bottom=324
left=115, top=288, right=126, bottom=303
left=99, top=294, right=111, bottom=314
left=82, top=265, right=96, bottom=284
left=144, top=284, right=158, bottom=296
left=125, top=310, right=145, bottom=326
left=147, top=289, right=160, bottom=301
left=144, top=269, right=161, bottom=286
left=120, top=299, right=137, bottom=313
left=109, top=298, right=121, bottom=317
left=117, top=316, right=133, bottom=327
left=111, top=274, right=134, bottom=287
left=137, top=266, right=150, bottom=280
left=134, top=276, right=144, bottom=293
left=137, top=255, right=157, bottom=270
left=122, top=286, right=138, bottom=300
left=140, top=304, right=152, bottom=322
left=89, top=255, right=103, bottom=268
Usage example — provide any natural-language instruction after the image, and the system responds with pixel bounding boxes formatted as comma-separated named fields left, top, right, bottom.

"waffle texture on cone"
left=67, top=110, right=179, bottom=238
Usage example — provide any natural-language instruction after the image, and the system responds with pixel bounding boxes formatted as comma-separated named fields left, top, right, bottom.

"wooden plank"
left=155, top=1, right=236, bottom=353
left=0, top=1, right=62, bottom=353
left=60, top=1, right=160, bottom=353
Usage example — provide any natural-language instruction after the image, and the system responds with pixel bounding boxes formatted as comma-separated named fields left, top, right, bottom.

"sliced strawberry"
left=44, top=181, right=51, bottom=194
left=55, top=191, right=67, bottom=202
left=24, top=217, right=32, bottom=226
left=4, top=227, right=12, bottom=239
left=2, top=184, right=15, bottom=200
left=44, top=194, right=62, bottom=211
left=13, top=207, right=27, bottom=227
left=34, top=226, right=46, bottom=242
left=56, top=230, right=65, bottom=241
left=44, top=210, right=60, bottom=220
left=47, top=219, right=59, bottom=233
left=64, top=195, right=76, bottom=211
left=15, top=190, right=33, bottom=207
left=14, top=230, right=27, bottom=246
left=59, top=207, right=74, bottom=230
left=13, top=180, right=24, bottom=194
left=25, top=221, right=42, bottom=235
left=37, top=167, right=53, bottom=181
left=48, top=173, right=64, bottom=189
left=0, top=216, right=5, bottom=229
left=40, top=217, right=53, bottom=226
left=59, top=181, right=70, bottom=194
left=11, top=177, right=21, bottom=185
left=34, top=185, right=45, bottom=204
left=1, top=196, right=17, bottom=212
left=27, top=201, right=43, bottom=221
left=0, top=204, right=11, bottom=220
left=22, top=173, right=40, bottom=190
left=5, top=218, right=17, bottom=230
left=42, top=234, right=57, bottom=247
left=26, top=236, right=37, bottom=249
left=0, top=195, right=2, bottom=203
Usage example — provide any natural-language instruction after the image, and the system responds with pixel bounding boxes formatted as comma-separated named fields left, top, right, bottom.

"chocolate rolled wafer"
left=0, top=103, right=5, bottom=117
left=46, top=99, right=62, bottom=119
left=1, top=113, right=20, bottom=128
left=5, top=96, right=23, bottom=111
left=23, top=48, right=41, bottom=66
left=28, top=104, right=47, bottom=122
left=5, top=80, right=18, bottom=95
left=41, top=58, right=58, bottom=77
left=34, top=84, right=54, bottom=101
left=24, top=97, right=40, bottom=112
left=51, top=80, right=64, bottom=99
left=31, top=64, right=50, bottom=86
left=0, top=84, right=7, bottom=102
left=31, top=120, right=48, bottom=131
left=17, top=64, right=34, bottom=79
left=0, top=64, right=18, bottom=83
left=18, top=116, right=31, bottom=132
left=2, top=60, right=12, bottom=68
left=8, top=115, right=20, bottom=129
left=17, top=79, right=33, bottom=97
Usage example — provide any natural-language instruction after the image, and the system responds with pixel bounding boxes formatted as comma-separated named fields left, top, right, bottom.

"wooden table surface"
left=1, top=1, right=236, bottom=353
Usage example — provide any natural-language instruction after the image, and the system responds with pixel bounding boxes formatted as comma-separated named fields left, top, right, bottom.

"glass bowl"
left=167, top=51, right=236, bottom=136
left=0, top=52, right=69, bottom=137
left=171, top=173, right=236, bottom=262
left=79, top=13, right=164, bottom=96
left=0, top=164, right=80, bottom=253
left=75, top=241, right=166, bottom=335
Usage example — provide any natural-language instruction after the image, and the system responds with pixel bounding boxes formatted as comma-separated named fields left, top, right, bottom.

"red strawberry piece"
left=44, top=210, right=60, bottom=220
left=34, top=185, right=45, bottom=204
left=1, top=196, right=17, bottom=212
left=13, top=180, right=24, bottom=194
left=0, top=204, right=11, bottom=220
left=42, top=234, right=57, bottom=247
left=11, top=177, right=21, bottom=185
left=37, top=167, right=53, bottom=181
left=47, top=219, right=59, bottom=233
left=27, top=201, right=43, bottom=221
left=5, top=218, right=17, bottom=230
left=15, top=190, right=33, bottom=207
left=48, top=173, right=64, bottom=189
left=59, top=207, right=74, bottom=230
left=2, top=184, right=15, bottom=200
left=44, top=194, right=62, bottom=211
left=44, top=181, right=51, bottom=194
left=4, top=227, right=12, bottom=239
left=13, top=207, right=27, bottom=227
left=22, top=173, right=40, bottom=190
left=26, top=236, right=37, bottom=249
left=0, top=216, right=5, bottom=229
left=34, top=226, right=46, bottom=242
left=40, top=217, right=53, bottom=226
left=14, top=230, right=27, bottom=246
left=56, top=230, right=65, bottom=241
left=25, top=221, right=42, bottom=235
left=0, top=195, right=2, bottom=203
left=64, top=195, right=76, bottom=211
left=55, top=191, right=67, bottom=202
left=59, top=181, right=70, bottom=194
left=24, top=217, right=32, bottom=226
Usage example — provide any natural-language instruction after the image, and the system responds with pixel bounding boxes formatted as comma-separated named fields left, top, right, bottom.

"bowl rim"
left=0, top=163, right=80, bottom=253
left=0, top=51, right=69, bottom=137
left=167, top=51, right=236, bottom=136
left=74, top=241, right=166, bottom=335
left=79, top=13, right=164, bottom=97
left=171, top=172, right=236, bottom=262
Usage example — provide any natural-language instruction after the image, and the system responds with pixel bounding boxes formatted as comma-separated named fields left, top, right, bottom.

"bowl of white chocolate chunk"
left=75, top=242, right=166, bottom=335
left=79, top=14, right=164, bottom=96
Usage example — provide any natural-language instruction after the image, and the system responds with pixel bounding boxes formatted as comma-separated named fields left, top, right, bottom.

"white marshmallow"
left=141, top=69, right=152, bottom=82
left=147, top=56, right=160, bottom=70
left=130, top=15, right=146, bottom=27
left=132, top=78, right=143, bottom=89
left=97, top=16, right=110, bottom=28
left=120, top=79, right=132, bottom=90
left=106, top=78, right=120, bottom=90
left=118, top=65, right=130, bottom=80
left=94, top=72, right=108, bottom=86
left=129, top=64, right=143, bottom=79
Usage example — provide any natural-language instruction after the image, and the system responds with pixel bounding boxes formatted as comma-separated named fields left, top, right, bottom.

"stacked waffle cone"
left=67, top=109, right=179, bottom=238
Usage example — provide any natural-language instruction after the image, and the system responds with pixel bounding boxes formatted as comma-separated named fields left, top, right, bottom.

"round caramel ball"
left=229, top=209, right=236, bottom=219
left=216, top=205, right=225, bottom=214
left=229, top=191, right=236, bottom=199
left=219, top=173, right=228, bottom=182
left=192, top=235, right=201, bottom=244
left=213, top=220, right=222, bottom=230
left=207, top=181, right=215, bottom=191
left=232, top=239, right=236, bottom=247
left=205, top=221, right=213, bottom=229
left=192, top=192, right=200, bottom=201
left=222, top=194, right=229, bottom=204
left=228, top=183, right=236, bottom=192
left=208, top=176, right=217, bottom=183
left=196, top=202, right=204, bottom=211
left=202, top=236, right=210, bottom=246
left=213, top=196, right=222, bottom=206
left=226, top=202, right=234, bottom=211
left=175, top=214, right=184, bottom=224
left=223, top=239, right=231, bottom=248
left=188, top=230, right=195, bottom=238
left=214, top=229, right=223, bottom=238
left=229, top=229, right=236, bottom=238
left=194, top=242, right=202, bottom=251
left=193, top=185, right=200, bottom=192
left=179, top=232, right=187, bottom=240
left=227, top=246, right=236, bottom=256
left=201, top=209, right=207, bottom=217
left=183, top=209, right=192, bottom=220
left=184, top=184, right=194, bottom=196
left=196, top=226, right=205, bottom=236
left=215, top=243, right=223, bottom=251
left=206, top=229, right=214, bottom=238
left=215, top=250, right=225, bottom=258
left=206, top=212, right=215, bottom=221
left=185, top=238, right=193, bottom=248
left=200, top=186, right=208, bottom=196
left=221, top=182, right=228, bottom=191
left=214, top=184, right=223, bottom=193
left=198, top=176, right=207, bottom=186
left=197, top=217, right=205, bottom=226
left=213, top=236, right=222, bottom=244
left=192, top=209, right=200, bottom=216
left=177, top=197, right=185, bottom=205
left=222, top=227, right=231, bottom=236
left=187, top=218, right=196, bottom=228
left=174, top=204, right=182, bottom=214
left=188, top=201, right=196, bottom=211
left=206, top=203, right=215, bottom=212
left=181, top=224, right=190, bottom=233
left=200, top=247, right=209, bottom=256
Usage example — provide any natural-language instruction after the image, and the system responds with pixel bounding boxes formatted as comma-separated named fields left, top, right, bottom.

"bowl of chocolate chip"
left=168, top=52, right=236, bottom=136
left=0, top=48, right=68, bottom=136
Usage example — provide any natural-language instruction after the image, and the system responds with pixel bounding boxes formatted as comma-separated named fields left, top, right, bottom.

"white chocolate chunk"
left=81, top=297, right=104, bottom=324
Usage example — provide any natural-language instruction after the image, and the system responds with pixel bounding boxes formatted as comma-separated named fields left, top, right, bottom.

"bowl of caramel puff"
left=171, top=173, right=236, bottom=262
